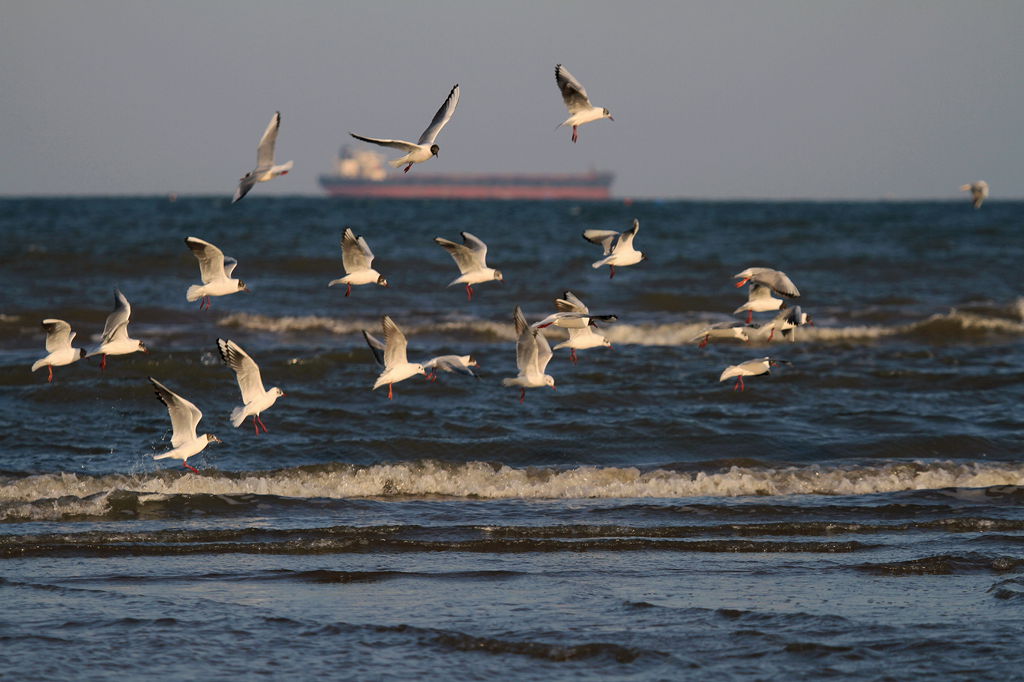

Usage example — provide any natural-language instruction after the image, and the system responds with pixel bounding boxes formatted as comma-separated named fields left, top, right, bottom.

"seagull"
left=733, top=268, right=800, bottom=298
left=185, top=236, right=249, bottom=309
left=232, top=111, right=293, bottom=203
left=365, top=316, right=427, bottom=400
left=350, top=84, right=460, bottom=173
left=148, top=377, right=221, bottom=473
left=216, top=338, right=285, bottom=434
left=719, top=356, right=778, bottom=392
left=364, top=330, right=477, bottom=383
left=734, top=283, right=785, bottom=324
left=85, top=289, right=148, bottom=369
left=502, top=306, right=556, bottom=402
left=767, top=305, right=813, bottom=342
left=690, top=321, right=754, bottom=349
left=434, top=231, right=503, bottom=300
left=583, top=218, right=646, bottom=278
left=328, top=227, right=388, bottom=296
left=555, top=64, right=613, bottom=143
left=554, top=326, right=611, bottom=365
left=423, top=355, right=479, bottom=382
left=960, top=181, right=989, bottom=209
left=532, top=290, right=618, bottom=330
left=31, top=319, right=85, bottom=382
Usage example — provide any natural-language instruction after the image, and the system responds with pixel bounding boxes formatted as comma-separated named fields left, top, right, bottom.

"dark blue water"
left=1, top=197, right=1023, bottom=679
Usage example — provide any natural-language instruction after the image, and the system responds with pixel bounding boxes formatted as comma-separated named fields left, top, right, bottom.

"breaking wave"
left=3, top=459, right=1024, bottom=522
left=218, top=303, right=1024, bottom=348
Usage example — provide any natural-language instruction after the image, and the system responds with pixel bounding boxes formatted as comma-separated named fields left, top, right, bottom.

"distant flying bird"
left=364, top=316, right=427, bottom=400
left=434, top=231, right=503, bottom=300
left=423, top=355, right=479, bottom=382
left=216, top=338, right=285, bottom=434
left=350, top=84, right=460, bottom=173
left=767, top=305, right=813, bottom=342
left=719, top=356, right=778, bottom=392
left=148, top=377, right=221, bottom=473
left=583, top=218, right=646, bottom=278
left=31, top=319, right=85, bottom=382
left=554, top=64, right=613, bottom=143
left=554, top=325, right=611, bottom=365
left=328, top=227, right=388, bottom=296
left=502, top=306, right=556, bottom=402
left=960, top=181, right=989, bottom=209
left=690, top=321, right=753, bottom=349
left=185, top=236, right=249, bottom=309
left=733, top=268, right=801, bottom=298
left=232, top=111, right=293, bottom=203
left=85, top=289, right=148, bottom=369
left=734, top=283, right=785, bottom=324
left=532, top=290, right=618, bottom=330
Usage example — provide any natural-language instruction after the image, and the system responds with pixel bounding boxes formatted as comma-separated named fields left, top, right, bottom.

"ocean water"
left=1, top=197, right=1023, bottom=679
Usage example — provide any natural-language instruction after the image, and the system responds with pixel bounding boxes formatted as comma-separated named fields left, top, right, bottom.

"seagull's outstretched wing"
left=42, top=319, right=74, bottom=352
left=381, top=315, right=409, bottom=369
left=256, top=111, right=281, bottom=169
left=418, top=84, right=460, bottom=145
left=555, top=64, right=592, bottom=114
left=217, top=338, right=267, bottom=404
left=342, top=227, right=375, bottom=273
left=149, top=377, right=202, bottom=448
left=186, top=237, right=228, bottom=283
left=362, top=330, right=386, bottom=367
left=349, top=133, right=420, bottom=153
left=100, top=289, right=132, bottom=343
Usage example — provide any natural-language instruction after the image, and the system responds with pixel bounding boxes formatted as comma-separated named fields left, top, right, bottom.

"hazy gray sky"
left=2, top=1, right=1021, bottom=199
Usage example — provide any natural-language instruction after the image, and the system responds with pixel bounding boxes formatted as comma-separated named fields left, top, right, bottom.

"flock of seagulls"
left=28, top=63, right=992, bottom=471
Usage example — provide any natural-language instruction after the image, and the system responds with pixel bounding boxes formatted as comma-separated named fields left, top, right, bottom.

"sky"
left=2, top=1, right=1021, bottom=199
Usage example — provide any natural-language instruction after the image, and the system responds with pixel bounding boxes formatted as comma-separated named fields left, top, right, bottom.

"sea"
left=1, top=196, right=1022, bottom=680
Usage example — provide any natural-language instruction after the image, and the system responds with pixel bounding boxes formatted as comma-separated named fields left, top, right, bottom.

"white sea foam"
left=3, top=460, right=1024, bottom=520
left=218, top=308, right=1024, bottom=349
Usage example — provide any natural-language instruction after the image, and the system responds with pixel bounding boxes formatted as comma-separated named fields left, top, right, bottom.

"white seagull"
left=554, top=326, right=611, bottom=365
left=363, top=331, right=477, bottom=383
left=232, top=111, right=293, bottom=203
left=328, top=227, right=388, bottom=297
left=434, top=231, right=503, bottom=300
left=960, top=181, right=989, bottom=209
left=350, top=84, right=460, bottom=173
left=733, top=267, right=801, bottom=298
left=734, top=283, right=785, bottom=324
left=719, top=356, right=778, bottom=392
left=31, top=319, right=85, bottom=382
left=583, top=218, right=646, bottom=278
left=185, top=236, right=249, bottom=310
left=365, top=316, right=427, bottom=400
left=532, top=290, right=618, bottom=330
left=502, top=306, right=556, bottom=403
left=690, top=321, right=754, bottom=349
left=85, top=289, right=148, bottom=369
left=216, top=338, right=285, bottom=434
left=555, top=64, right=613, bottom=143
left=149, top=377, right=221, bottom=473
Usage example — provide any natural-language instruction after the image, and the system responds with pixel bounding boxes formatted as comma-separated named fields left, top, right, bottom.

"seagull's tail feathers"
left=186, top=285, right=205, bottom=302
left=230, top=406, right=247, bottom=428
left=30, top=358, right=48, bottom=373
left=592, top=256, right=612, bottom=270
left=327, top=277, right=346, bottom=288
left=387, top=159, right=406, bottom=168
left=153, top=451, right=176, bottom=461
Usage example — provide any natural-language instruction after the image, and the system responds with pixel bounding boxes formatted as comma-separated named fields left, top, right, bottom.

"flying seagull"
left=85, top=289, right=148, bottom=369
left=216, top=338, right=285, bottom=434
left=959, top=181, right=989, bottom=209
left=149, top=376, right=221, bottom=473
left=31, top=319, right=85, bottom=382
left=232, top=111, right=293, bottom=203
left=185, top=236, right=249, bottom=310
left=434, top=231, right=503, bottom=300
left=328, top=227, right=388, bottom=296
left=582, top=219, right=646, bottom=278
left=555, top=64, right=613, bottom=143
left=350, top=84, right=460, bottom=173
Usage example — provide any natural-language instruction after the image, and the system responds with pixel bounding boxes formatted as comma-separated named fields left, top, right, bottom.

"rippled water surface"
left=1, top=197, right=1023, bottom=679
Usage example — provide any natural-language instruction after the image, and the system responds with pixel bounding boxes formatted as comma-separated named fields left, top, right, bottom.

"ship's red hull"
left=318, top=172, right=613, bottom=200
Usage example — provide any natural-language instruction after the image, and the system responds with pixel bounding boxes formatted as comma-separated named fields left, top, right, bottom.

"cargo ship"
left=318, top=147, right=614, bottom=200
